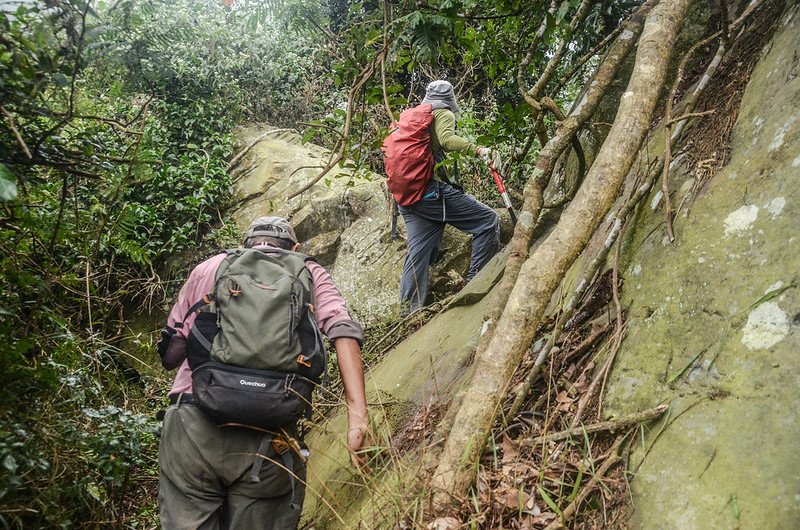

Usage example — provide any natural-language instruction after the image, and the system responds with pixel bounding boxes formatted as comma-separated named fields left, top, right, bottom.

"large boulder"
left=604, top=6, right=800, bottom=528
left=229, top=127, right=510, bottom=325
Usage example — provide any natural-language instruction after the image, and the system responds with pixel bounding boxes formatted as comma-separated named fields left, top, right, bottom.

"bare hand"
left=347, top=422, right=372, bottom=470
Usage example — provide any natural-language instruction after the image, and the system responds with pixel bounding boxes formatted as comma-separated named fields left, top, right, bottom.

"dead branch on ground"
left=522, top=405, right=666, bottom=447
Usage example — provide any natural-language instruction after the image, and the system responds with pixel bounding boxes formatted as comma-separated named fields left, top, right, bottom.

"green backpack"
left=184, top=247, right=326, bottom=429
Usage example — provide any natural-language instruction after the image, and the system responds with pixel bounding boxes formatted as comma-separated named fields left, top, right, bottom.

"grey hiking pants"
left=399, top=181, right=500, bottom=311
left=158, top=401, right=306, bottom=530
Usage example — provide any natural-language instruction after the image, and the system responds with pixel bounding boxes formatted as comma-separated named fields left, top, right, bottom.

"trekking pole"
left=489, top=162, right=517, bottom=225
left=390, top=197, right=399, bottom=240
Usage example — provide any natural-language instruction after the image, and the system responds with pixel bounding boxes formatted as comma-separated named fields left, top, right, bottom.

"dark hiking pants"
left=158, top=401, right=306, bottom=530
left=399, top=181, right=500, bottom=312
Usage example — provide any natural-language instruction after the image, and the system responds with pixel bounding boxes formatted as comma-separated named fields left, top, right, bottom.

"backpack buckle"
left=272, top=437, right=291, bottom=455
left=296, top=355, right=312, bottom=368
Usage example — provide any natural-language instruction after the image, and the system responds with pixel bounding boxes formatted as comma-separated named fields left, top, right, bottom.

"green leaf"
left=3, top=455, right=18, bottom=473
left=86, top=482, right=105, bottom=503
left=0, top=306, right=11, bottom=316
left=727, top=493, right=740, bottom=519
left=52, top=72, right=69, bottom=86
left=537, top=485, right=563, bottom=516
left=749, top=284, right=794, bottom=309
left=0, top=165, right=18, bottom=201
left=668, top=347, right=707, bottom=385
left=568, top=463, right=583, bottom=502
left=556, top=0, right=570, bottom=23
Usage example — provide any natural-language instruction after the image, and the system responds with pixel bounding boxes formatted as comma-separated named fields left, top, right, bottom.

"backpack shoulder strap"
left=215, top=248, right=244, bottom=281
left=174, top=249, right=240, bottom=328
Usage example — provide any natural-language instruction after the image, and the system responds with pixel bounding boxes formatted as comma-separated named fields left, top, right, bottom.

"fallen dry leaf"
left=497, top=487, right=532, bottom=510
left=532, top=512, right=558, bottom=524
left=555, top=390, right=574, bottom=404
left=427, top=516, right=460, bottom=530
left=502, top=433, right=519, bottom=462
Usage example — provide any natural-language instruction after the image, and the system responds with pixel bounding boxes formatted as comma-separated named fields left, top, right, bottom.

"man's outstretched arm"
left=333, top=337, right=369, bottom=467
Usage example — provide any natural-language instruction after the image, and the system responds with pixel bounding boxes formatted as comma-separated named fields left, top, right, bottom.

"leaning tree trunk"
left=430, top=0, right=694, bottom=508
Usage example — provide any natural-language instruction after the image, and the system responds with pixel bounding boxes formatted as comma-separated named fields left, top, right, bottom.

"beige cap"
left=243, top=216, right=298, bottom=244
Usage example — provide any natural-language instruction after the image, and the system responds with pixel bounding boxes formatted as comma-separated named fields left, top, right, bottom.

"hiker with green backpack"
left=156, top=216, right=368, bottom=529
left=383, top=80, right=503, bottom=314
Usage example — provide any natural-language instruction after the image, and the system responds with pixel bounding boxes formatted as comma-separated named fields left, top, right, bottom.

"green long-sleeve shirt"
left=430, top=108, right=477, bottom=185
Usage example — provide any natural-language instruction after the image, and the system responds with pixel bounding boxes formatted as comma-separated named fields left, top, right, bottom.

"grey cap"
left=243, top=216, right=298, bottom=244
left=421, top=80, right=459, bottom=114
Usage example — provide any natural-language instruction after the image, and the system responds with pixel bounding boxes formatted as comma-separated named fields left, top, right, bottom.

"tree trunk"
left=430, top=0, right=695, bottom=508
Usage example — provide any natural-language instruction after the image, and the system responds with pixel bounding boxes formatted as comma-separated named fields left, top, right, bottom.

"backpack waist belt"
left=169, top=393, right=195, bottom=405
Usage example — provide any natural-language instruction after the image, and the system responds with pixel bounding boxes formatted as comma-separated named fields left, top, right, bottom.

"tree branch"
left=522, top=404, right=667, bottom=447
left=527, top=0, right=594, bottom=100
left=287, top=44, right=388, bottom=200
left=554, top=24, right=623, bottom=91
left=430, top=0, right=692, bottom=509
left=516, top=1, right=556, bottom=111
left=1, top=105, right=33, bottom=159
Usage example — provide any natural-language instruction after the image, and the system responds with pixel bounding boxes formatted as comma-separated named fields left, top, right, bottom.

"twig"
left=48, top=175, right=69, bottom=254
left=297, top=121, right=345, bottom=139
left=571, top=323, right=625, bottom=427
left=1, top=105, right=32, bottom=159
left=665, top=109, right=715, bottom=125
left=507, top=320, right=609, bottom=420
left=289, top=165, right=325, bottom=178
left=523, top=405, right=666, bottom=446
left=287, top=43, right=388, bottom=200
left=596, top=234, right=625, bottom=419
left=543, top=435, right=628, bottom=530
left=58, top=113, right=144, bottom=135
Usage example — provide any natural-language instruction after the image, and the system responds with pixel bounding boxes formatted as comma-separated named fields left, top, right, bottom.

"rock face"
left=228, top=127, right=501, bottom=325
left=301, top=251, right=508, bottom=528
left=604, top=6, right=800, bottom=528
left=232, top=7, right=800, bottom=528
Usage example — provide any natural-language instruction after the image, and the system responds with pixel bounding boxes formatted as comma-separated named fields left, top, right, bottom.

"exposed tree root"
left=430, top=0, right=693, bottom=508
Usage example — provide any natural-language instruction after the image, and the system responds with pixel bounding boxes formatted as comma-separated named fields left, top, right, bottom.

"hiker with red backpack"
left=156, top=216, right=368, bottom=529
left=384, top=80, right=502, bottom=314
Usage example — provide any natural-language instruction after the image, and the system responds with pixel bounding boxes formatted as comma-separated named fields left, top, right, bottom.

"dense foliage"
left=0, top=0, right=640, bottom=526
left=0, top=1, right=330, bottom=526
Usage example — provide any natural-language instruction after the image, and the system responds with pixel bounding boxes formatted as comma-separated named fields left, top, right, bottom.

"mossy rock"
left=605, top=6, right=800, bottom=528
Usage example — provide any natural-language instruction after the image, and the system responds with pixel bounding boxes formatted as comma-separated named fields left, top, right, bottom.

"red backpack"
left=382, top=104, right=434, bottom=206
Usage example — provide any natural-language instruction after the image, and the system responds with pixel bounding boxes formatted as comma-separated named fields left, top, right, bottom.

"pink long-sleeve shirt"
left=162, top=245, right=359, bottom=396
